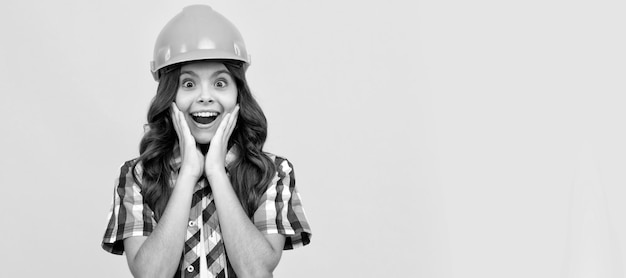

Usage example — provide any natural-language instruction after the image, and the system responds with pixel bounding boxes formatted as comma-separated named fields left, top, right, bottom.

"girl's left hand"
left=205, top=105, right=240, bottom=179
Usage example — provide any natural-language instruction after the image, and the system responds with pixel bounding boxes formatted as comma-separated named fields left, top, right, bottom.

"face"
left=175, top=61, right=238, bottom=144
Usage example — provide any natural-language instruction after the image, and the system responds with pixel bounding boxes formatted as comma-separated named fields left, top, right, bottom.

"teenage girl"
left=102, top=5, right=311, bottom=278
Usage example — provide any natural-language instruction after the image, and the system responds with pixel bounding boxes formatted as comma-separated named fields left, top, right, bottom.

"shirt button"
left=187, top=265, right=195, bottom=272
left=188, top=221, right=196, bottom=227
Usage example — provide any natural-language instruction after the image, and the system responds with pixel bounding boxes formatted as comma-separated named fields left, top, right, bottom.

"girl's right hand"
left=171, top=103, right=204, bottom=180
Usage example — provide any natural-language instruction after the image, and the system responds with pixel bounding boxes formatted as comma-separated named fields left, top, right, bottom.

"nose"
left=197, top=83, right=214, bottom=103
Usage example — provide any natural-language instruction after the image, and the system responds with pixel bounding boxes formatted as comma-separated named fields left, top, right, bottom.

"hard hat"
left=150, top=5, right=250, bottom=81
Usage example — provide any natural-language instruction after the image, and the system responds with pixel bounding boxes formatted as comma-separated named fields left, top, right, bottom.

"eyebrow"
left=180, top=70, right=198, bottom=77
left=211, top=70, right=231, bottom=78
left=180, top=69, right=231, bottom=79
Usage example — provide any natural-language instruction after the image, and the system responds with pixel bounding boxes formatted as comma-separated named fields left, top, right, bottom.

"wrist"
left=178, top=167, right=202, bottom=182
left=206, top=169, right=229, bottom=184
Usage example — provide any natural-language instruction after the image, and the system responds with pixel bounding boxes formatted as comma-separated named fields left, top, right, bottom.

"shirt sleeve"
left=102, top=160, right=157, bottom=255
left=252, top=156, right=312, bottom=250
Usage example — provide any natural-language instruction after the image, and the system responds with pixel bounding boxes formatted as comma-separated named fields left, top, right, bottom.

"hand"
left=205, top=105, right=240, bottom=179
left=171, top=103, right=204, bottom=180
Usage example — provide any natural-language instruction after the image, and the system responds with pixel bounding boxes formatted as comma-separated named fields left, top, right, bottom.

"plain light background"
left=1, top=0, right=625, bottom=277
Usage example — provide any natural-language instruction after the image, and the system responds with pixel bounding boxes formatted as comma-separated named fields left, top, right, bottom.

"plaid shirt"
left=102, top=151, right=311, bottom=278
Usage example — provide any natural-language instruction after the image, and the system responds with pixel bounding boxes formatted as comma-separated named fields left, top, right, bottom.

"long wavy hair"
left=132, top=60, right=276, bottom=220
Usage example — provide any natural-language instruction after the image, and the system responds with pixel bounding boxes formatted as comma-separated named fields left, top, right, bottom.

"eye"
left=215, top=79, right=228, bottom=88
left=181, top=80, right=195, bottom=88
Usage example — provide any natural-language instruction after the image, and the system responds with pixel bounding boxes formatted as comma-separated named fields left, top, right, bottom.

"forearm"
left=130, top=174, right=197, bottom=278
left=209, top=172, right=280, bottom=278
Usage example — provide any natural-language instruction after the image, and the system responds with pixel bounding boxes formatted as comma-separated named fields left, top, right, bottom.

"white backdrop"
left=1, top=0, right=625, bottom=277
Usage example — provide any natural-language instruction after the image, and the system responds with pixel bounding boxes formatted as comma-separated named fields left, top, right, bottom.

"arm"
left=209, top=172, right=286, bottom=278
left=205, top=105, right=285, bottom=278
left=123, top=174, right=197, bottom=278
left=123, top=104, right=205, bottom=278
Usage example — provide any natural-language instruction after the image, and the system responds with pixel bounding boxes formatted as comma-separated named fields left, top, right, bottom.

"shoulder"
left=254, top=154, right=311, bottom=249
left=264, top=152, right=295, bottom=174
left=113, top=158, right=144, bottom=191
left=117, top=158, right=142, bottom=178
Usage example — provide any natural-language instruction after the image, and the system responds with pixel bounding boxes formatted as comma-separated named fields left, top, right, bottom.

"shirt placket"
left=182, top=181, right=205, bottom=278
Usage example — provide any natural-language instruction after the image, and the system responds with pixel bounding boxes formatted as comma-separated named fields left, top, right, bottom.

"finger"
left=230, top=105, right=240, bottom=130
left=182, top=117, right=198, bottom=149
left=171, top=103, right=184, bottom=145
left=170, top=104, right=180, bottom=135
left=214, top=112, right=230, bottom=139
left=223, top=105, right=239, bottom=141
left=177, top=109, right=194, bottom=144
left=226, top=105, right=238, bottom=130
left=171, top=104, right=186, bottom=155
left=220, top=108, right=235, bottom=137
left=171, top=103, right=181, bottom=133
left=225, top=105, right=239, bottom=137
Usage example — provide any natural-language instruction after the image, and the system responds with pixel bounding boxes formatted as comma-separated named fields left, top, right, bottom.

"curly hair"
left=132, top=60, right=276, bottom=220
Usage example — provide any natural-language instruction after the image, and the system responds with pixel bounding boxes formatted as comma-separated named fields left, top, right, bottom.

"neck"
left=199, top=143, right=210, bottom=155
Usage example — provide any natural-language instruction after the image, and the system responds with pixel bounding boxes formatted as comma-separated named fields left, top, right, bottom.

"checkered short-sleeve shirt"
left=102, top=153, right=312, bottom=278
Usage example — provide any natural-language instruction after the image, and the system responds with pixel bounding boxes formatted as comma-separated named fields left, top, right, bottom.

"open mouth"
left=191, top=111, right=219, bottom=125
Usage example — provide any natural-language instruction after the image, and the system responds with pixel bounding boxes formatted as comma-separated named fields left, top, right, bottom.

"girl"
left=102, top=5, right=311, bottom=278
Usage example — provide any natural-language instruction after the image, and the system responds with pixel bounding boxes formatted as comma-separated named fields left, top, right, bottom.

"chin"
left=192, top=132, right=215, bottom=144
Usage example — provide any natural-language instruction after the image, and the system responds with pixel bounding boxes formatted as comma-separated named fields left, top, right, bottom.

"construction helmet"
left=150, top=5, right=250, bottom=81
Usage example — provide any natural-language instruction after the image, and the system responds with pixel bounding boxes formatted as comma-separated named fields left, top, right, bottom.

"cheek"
left=223, top=90, right=239, bottom=111
left=174, top=95, right=195, bottom=126
left=174, top=93, right=192, bottom=112
left=182, top=114, right=193, bottom=126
